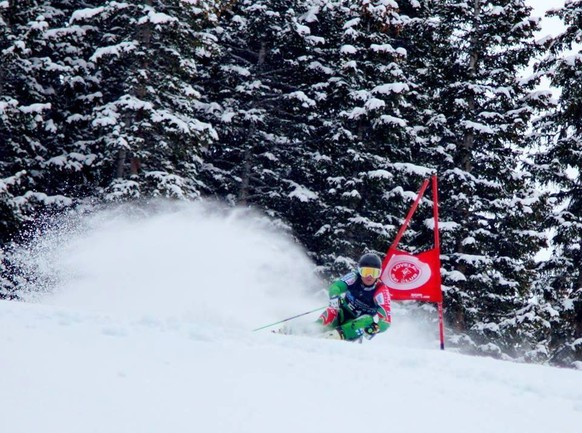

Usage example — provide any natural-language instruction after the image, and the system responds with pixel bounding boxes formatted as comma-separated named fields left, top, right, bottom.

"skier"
left=318, top=253, right=391, bottom=341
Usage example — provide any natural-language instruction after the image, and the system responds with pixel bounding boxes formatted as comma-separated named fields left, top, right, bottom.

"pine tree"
left=403, top=0, right=551, bottom=358
left=203, top=0, right=339, bottom=265
left=1, top=1, right=221, bottom=298
left=0, top=1, right=75, bottom=298
left=64, top=0, right=218, bottom=201
left=295, top=0, right=425, bottom=274
left=0, top=0, right=76, bottom=245
left=532, top=0, right=582, bottom=367
left=206, top=0, right=424, bottom=275
left=202, top=0, right=313, bottom=207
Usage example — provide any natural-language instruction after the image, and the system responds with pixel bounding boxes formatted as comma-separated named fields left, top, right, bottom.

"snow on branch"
left=343, top=18, right=360, bottom=29
left=138, top=10, right=177, bottom=26
left=376, top=115, right=406, bottom=126
left=372, top=83, right=409, bottom=94
left=0, top=171, right=27, bottom=194
left=70, top=7, right=106, bottom=22
left=366, top=170, right=393, bottom=180
left=341, top=45, right=357, bottom=54
left=15, top=191, right=73, bottom=207
left=90, top=41, right=138, bottom=62
left=287, top=181, right=318, bottom=202
left=144, top=172, right=187, bottom=198
left=287, top=91, right=316, bottom=107
left=19, top=103, right=51, bottom=114
left=462, top=120, right=495, bottom=134
left=392, top=162, right=433, bottom=177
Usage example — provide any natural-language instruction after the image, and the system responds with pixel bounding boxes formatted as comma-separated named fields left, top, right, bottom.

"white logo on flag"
left=382, top=255, right=431, bottom=290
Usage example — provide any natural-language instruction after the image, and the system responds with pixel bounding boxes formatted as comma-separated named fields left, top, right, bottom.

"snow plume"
left=16, top=200, right=323, bottom=330
left=12, top=199, right=441, bottom=349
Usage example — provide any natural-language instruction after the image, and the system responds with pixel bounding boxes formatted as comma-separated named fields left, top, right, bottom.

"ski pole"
left=252, top=306, right=326, bottom=332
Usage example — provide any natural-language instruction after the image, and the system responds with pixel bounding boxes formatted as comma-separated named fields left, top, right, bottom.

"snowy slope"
left=1, top=202, right=581, bottom=433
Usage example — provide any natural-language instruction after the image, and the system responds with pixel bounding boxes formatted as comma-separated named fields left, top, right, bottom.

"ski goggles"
left=358, top=266, right=381, bottom=279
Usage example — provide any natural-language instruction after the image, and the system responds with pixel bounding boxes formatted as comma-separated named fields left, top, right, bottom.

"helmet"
left=358, top=253, right=382, bottom=269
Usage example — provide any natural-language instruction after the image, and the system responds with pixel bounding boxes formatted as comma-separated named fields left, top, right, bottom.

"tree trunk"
left=130, top=0, right=154, bottom=176
left=238, top=147, right=251, bottom=205
left=452, top=0, right=481, bottom=333
left=116, top=148, right=127, bottom=178
left=0, top=1, right=14, bottom=96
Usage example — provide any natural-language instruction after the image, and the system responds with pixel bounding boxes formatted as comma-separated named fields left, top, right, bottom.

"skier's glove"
left=365, top=322, right=380, bottom=335
left=365, top=314, right=381, bottom=335
left=329, top=296, right=341, bottom=310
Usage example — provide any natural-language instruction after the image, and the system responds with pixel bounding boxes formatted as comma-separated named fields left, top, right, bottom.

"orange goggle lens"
left=358, top=267, right=381, bottom=279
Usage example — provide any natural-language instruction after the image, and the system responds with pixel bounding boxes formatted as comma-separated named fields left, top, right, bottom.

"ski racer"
left=318, top=253, right=391, bottom=341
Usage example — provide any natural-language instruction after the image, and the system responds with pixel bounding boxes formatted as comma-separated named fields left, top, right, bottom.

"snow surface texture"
left=2, top=201, right=582, bottom=433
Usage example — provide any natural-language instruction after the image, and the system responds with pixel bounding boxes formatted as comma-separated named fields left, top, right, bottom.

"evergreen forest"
left=1, top=0, right=581, bottom=368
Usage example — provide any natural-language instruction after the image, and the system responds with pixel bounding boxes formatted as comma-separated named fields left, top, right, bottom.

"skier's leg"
left=317, top=307, right=339, bottom=326
left=338, top=314, right=374, bottom=340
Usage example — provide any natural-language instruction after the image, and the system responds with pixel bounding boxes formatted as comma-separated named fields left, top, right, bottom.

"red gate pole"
left=387, top=178, right=430, bottom=254
left=432, top=175, right=445, bottom=350
left=438, top=301, right=445, bottom=350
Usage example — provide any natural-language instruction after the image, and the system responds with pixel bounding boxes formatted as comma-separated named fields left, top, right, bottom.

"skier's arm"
left=328, top=280, right=348, bottom=298
left=373, top=285, right=392, bottom=331
left=318, top=280, right=348, bottom=325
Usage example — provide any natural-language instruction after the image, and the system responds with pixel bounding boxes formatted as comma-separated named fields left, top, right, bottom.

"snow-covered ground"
left=1, top=202, right=581, bottom=433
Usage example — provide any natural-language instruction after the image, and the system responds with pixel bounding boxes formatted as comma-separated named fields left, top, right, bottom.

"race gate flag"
left=380, top=175, right=445, bottom=349
left=381, top=247, right=442, bottom=302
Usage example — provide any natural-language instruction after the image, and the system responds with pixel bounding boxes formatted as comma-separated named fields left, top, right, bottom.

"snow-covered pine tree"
left=291, top=0, right=428, bottom=275
left=402, top=0, right=551, bottom=358
left=0, top=1, right=76, bottom=244
left=31, top=0, right=108, bottom=201
left=202, top=0, right=315, bottom=213
left=206, top=0, right=427, bottom=275
left=66, top=0, right=218, bottom=201
left=0, top=0, right=78, bottom=298
left=1, top=0, right=221, bottom=297
left=203, top=0, right=347, bottom=267
left=531, top=0, right=582, bottom=367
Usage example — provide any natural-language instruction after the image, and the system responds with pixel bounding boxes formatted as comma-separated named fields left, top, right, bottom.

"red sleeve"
left=374, top=282, right=392, bottom=324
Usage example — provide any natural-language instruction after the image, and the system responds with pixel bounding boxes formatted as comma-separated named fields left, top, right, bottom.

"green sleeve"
left=329, top=280, right=348, bottom=298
